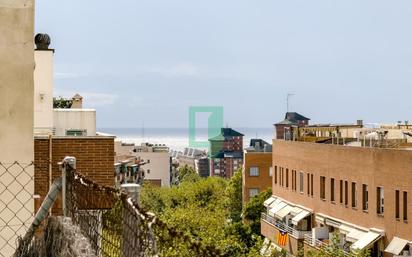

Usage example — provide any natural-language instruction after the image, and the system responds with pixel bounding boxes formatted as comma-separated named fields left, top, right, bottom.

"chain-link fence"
left=0, top=162, right=37, bottom=257
left=65, top=159, right=227, bottom=257
left=4, top=157, right=227, bottom=257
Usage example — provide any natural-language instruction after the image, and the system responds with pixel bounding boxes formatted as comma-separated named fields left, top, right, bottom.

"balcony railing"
left=261, top=213, right=311, bottom=239
left=304, top=234, right=350, bottom=257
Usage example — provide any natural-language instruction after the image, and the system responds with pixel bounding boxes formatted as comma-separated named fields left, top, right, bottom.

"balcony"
left=261, top=213, right=311, bottom=239
left=303, top=234, right=350, bottom=256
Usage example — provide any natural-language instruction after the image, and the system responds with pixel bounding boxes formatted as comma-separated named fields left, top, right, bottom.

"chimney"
left=71, top=93, right=83, bottom=108
left=34, top=33, right=54, bottom=135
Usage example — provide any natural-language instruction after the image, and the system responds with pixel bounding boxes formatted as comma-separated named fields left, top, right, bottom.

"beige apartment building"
left=262, top=140, right=412, bottom=257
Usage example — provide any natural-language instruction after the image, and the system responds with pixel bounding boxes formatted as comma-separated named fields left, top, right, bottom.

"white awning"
left=268, top=201, right=287, bottom=217
left=351, top=231, right=382, bottom=250
left=269, top=198, right=282, bottom=208
left=346, top=229, right=366, bottom=243
left=315, top=215, right=325, bottom=225
left=339, top=224, right=353, bottom=234
left=384, top=237, right=409, bottom=255
left=292, top=210, right=311, bottom=225
left=275, top=205, right=294, bottom=220
left=290, top=206, right=303, bottom=216
left=264, top=196, right=277, bottom=207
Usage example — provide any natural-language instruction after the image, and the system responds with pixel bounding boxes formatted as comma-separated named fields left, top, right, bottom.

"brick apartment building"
left=262, top=140, right=412, bottom=257
left=242, top=139, right=272, bottom=204
left=209, top=128, right=244, bottom=179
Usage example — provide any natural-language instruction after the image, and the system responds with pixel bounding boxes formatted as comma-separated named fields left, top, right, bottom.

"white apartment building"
left=115, top=142, right=172, bottom=187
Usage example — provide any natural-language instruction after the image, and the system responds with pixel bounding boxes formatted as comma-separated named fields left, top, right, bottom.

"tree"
left=226, top=169, right=243, bottom=223
left=53, top=96, right=72, bottom=108
left=243, top=188, right=272, bottom=235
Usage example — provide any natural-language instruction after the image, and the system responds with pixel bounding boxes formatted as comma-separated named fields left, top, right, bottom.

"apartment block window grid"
left=249, top=167, right=259, bottom=177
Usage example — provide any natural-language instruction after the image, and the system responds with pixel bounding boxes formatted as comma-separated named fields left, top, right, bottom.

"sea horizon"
left=100, top=127, right=274, bottom=152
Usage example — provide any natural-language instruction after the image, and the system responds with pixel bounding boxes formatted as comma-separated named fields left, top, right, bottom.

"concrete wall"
left=0, top=1, right=35, bottom=255
left=34, top=50, right=54, bottom=135
left=272, top=140, right=412, bottom=248
left=54, top=109, right=96, bottom=136
left=243, top=152, right=272, bottom=203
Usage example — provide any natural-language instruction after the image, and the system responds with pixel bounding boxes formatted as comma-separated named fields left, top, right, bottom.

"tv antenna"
left=287, top=93, right=295, bottom=112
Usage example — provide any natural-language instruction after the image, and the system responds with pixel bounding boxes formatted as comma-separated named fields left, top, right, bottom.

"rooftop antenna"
left=287, top=93, right=295, bottom=112
left=141, top=122, right=145, bottom=141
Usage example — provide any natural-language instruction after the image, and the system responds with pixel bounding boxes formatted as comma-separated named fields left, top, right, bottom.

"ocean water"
left=100, top=127, right=274, bottom=152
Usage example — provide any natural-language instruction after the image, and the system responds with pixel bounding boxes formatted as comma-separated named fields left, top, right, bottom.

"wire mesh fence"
left=2, top=157, right=227, bottom=257
left=65, top=160, right=227, bottom=257
left=0, top=162, right=37, bottom=257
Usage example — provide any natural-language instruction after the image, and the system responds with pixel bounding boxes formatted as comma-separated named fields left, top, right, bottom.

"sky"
left=36, top=0, right=412, bottom=128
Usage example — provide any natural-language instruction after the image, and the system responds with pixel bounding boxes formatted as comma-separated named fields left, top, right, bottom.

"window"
left=311, top=174, right=314, bottom=196
left=299, top=172, right=304, bottom=193
left=280, top=168, right=283, bottom=187
left=403, top=191, right=408, bottom=221
left=66, top=129, right=87, bottom=136
left=351, top=182, right=357, bottom=208
left=330, top=178, right=335, bottom=202
left=345, top=181, right=348, bottom=206
left=274, top=166, right=278, bottom=184
left=269, top=167, right=273, bottom=177
left=396, top=190, right=400, bottom=219
left=249, top=188, right=259, bottom=198
left=307, top=173, right=310, bottom=195
left=292, top=170, right=297, bottom=191
left=249, top=167, right=259, bottom=177
left=286, top=169, right=289, bottom=188
left=377, top=187, right=384, bottom=215
left=320, top=176, right=326, bottom=200
left=340, top=180, right=343, bottom=204
left=362, top=184, right=368, bottom=211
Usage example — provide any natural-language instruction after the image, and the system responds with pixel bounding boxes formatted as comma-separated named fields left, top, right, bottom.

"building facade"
left=115, top=142, right=172, bottom=187
left=242, top=139, right=272, bottom=204
left=178, top=147, right=210, bottom=177
left=274, top=112, right=310, bottom=140
left=262, top=140, right=412, bottom=257
left=209, top=128, right=244, bottom=179
left=0, top=1, right=35, bottom=255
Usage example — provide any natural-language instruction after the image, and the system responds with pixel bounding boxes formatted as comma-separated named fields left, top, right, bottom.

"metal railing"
left=304, top=234, right=350, bottom=257
left=261, top=213, right=311, bottom=239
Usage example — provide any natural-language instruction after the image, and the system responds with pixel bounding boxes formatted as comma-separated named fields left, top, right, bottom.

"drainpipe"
left=48, top=134, right=52, bottom=215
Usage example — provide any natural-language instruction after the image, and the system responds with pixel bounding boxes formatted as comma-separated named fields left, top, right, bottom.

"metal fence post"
left=60, top=156, right=76, bottom=217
